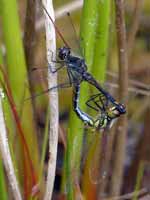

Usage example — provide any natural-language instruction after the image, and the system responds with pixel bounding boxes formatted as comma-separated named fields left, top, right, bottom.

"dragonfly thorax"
left=58, top=46, right=71, bottom=60
left=94, top=113, right=110, bottom=130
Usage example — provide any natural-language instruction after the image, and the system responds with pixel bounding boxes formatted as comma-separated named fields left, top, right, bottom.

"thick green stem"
left=81, top=0, right=111, bottom=198
left=62, top=0, right=99, bottom=199
left=92, top=0, right=111, bottom=83
left=62, top=1, right=111, bottom=199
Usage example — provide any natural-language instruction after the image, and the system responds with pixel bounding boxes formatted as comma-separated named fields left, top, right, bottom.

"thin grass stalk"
left=110, top=0, right=128, bottom=196
left=0, top=92, right=22, bottom=200
left=103, top=188, right=148, bottom=200
left=98, top=128, right=116, bottom=197
left=127, top=0, right=143, bottom=64
left=42, top=0, right=59, bottom=200
left=132, top=108, right=150, bottom=200
left=0, top=0, right=39, bottom=196
left=24, top=0, right=38, bottom=118
left=24, top=0, right=36, bottom=69
left=132, top=161, right=145, bottom=200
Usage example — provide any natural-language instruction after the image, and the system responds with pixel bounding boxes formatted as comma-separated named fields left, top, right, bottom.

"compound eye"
left=119, top=104, right=126, bottom=113
left=64, top=52, right=67, bottom=57
left=62, top=54, right=67, bottom=59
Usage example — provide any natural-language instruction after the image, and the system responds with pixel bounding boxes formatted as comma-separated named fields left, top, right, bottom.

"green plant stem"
left=63, top=1, right=98, bottom=199
left=81, top=0, right=111, bottom=199
left=61, top=1, right=111, bottom=199
left=80, top=0, right=98, bottom=70
left=61, top=0, right=100, bottom=199
left=92, top=0, right=111, bottom=83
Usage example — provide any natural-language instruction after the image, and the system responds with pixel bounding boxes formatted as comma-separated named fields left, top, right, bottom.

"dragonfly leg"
left=47, top=82, right=73, bottom=92
left=86, top=99, right=99, bottom=111
left=93, top=93, right=107, bottom=111
left=86, top=93, right=104, bottom=112
left=49, top=50, right=66, bottom=64
left=48, top=50, right=65, bottom=73
left=48, top=63, right=65, bottom=73
left=66, top=68, right=73, bottom=86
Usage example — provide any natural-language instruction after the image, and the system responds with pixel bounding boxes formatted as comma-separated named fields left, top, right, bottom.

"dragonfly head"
left=58, top=47, right=71, bottom=60
left=110, top=103, right=126, bottom=117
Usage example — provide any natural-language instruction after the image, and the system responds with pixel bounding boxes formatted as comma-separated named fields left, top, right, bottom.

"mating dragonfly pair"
left=30, top=5, right=126, bottom=131
left=50, top=46, right=125, bottom=130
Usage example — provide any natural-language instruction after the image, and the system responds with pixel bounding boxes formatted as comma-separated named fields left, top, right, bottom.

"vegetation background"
left=0, top=0, right=149, bottom=200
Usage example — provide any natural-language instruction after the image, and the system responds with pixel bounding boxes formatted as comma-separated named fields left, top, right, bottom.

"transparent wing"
left=25, top=63, right=73, bottom=101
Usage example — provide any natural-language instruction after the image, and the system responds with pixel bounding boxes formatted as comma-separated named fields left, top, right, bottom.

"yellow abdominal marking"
left=94, top=120, right=100, bottom=128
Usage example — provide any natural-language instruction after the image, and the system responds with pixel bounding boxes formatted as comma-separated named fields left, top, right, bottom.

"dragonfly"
left=29, top=4, right=126, bottom=130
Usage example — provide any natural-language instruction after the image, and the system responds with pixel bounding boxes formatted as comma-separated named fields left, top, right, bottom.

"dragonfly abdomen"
left=72, top=84, right=94, bottom=127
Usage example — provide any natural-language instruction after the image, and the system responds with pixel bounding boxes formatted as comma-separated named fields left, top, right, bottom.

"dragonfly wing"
left=25, top=64, right=73, bottom=101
